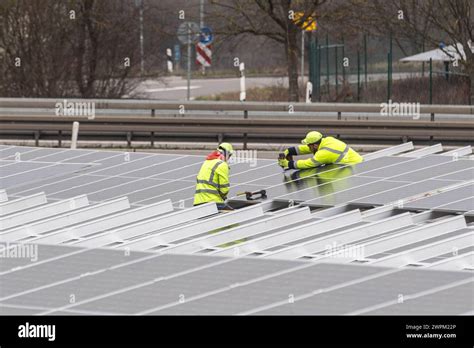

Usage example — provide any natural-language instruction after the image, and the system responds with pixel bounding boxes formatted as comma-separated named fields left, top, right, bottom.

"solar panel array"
left=1, top=143, right=473, bottom=315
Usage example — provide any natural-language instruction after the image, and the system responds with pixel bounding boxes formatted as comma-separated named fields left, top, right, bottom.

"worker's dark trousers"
left=194, top=202, right=234, bottom=210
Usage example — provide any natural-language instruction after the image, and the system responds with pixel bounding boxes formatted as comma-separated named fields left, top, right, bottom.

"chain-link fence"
left=308, top=33, right=471, bottom=105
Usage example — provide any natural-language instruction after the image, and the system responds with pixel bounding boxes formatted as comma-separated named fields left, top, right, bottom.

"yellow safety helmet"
left=301, top=131, right=323, bottom=145
left=218, top=142, right=234, bottom=157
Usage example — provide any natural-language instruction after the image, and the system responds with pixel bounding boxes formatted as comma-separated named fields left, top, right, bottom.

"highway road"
left=130, top=76, right=289, bottom=100
left=128, top=72, right=423, bottom=100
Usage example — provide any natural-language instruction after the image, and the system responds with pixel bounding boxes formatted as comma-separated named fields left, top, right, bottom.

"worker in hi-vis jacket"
left=194, top=143, right=234, bottom=210
left=278, top=131, right=363, bottom=170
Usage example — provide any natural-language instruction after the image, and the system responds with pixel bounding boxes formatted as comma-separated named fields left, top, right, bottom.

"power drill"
left=279, top=153, right=293, bottom=161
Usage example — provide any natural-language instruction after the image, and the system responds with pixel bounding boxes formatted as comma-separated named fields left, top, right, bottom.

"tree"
left=349, top=0, right=474, bottom=103
left=0, top=0, right=145, bottom=98
left=209, top=0, right=326, bottom=102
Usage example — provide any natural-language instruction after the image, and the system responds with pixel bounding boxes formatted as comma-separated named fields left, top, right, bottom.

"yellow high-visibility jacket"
left=194, top=153, right=230, bottom=205
left=287, top=136, right=363, bottom=170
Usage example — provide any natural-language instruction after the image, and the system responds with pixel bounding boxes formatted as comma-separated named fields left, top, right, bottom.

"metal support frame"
left=370, top=232, right=474, bottom=268
left=0, top=192, right=47, bottom=216
left=409, top=210, right=451, bottom=224
left=0, top=197, right=130, bottom=242
left=356, top=216, right=467, bottom=262
left=161, top=207, right=312, bottom=254
left=0, top=190, right=7, bottom=203
left=30, top=199, right=175, bottom=245
left=210, top=209, right=363, bottom=257
left=0, top=195, right=89, bottom=231
left=265, top=212, right=413, bottom=260
left=307, top=205, right=355, bottom=218
left=117, top=205, right=264, bottom=251
left=73, top=203, right=217, bottom=248
left=441, top=146, right=472, bottom=157
left=363, top=142, right=414, bottom=161
left=361, top=205, right=399, bottom=221
left=427, top=251, right=474, bottom=271
left=400, top=144, right=444, bottom=157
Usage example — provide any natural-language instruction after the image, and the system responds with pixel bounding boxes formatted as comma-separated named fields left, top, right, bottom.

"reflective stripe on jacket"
left=291, top=137, right=363, bottom=169
left=194, top=158, right=230, bottom=205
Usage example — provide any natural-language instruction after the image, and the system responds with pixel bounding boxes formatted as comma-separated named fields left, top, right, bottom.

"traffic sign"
left=196, top=42, right=212, bottom=67
left=200, top=27, right=213, bottom=44
left=293, top=12, right=317, bottom=31
left=174, top=44, right=180, bottom=62
left=177, top=22, right=200, bottom=44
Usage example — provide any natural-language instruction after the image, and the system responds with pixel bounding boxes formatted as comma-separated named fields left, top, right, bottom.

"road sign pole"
left=200, top=0, right=205, bottom=75
left=364, top=34, right=368, bottom=87
left=187, top=25, right=191, bottom=101
left=318, top=44, right=321, bottom=101
left=335, top=45, right=338, bottom=95
left=326, top=32, right=329, bottom=96
left=341, top=35, right=345, bottom=83
left=301, top=30, right=305, bottom=85
left=357, top=49, right=361, bottom=102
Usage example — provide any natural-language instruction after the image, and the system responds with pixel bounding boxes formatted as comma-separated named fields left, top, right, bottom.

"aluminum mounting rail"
left=209, top=209, right=363, bottom=257
left=399, top=144, right=444, bottom=157
left=263, top=212, right=414, bottom=260
left=363, top=142, right=414, bottom=161
left=320, top=215, right=467, bottom=264
left=72, top=202, right=218, bottom=248
left=441, top=146, right=473, bottom=157
left=427, top=251, right=474, bottom=271
left=27, top=199, right=175, bottom=245
left=0, top=197, right=130, bottom=242
left=161, top=206, right=313, bottom=255
left=0, top=190, right=7, bottom=203
left=117, top=204, right=264, bottom=251
left=0, top=195, right=89, bottom=230
left=370, top=231, right=474, bottom=268
left=0, top=192, right=47, bottom=216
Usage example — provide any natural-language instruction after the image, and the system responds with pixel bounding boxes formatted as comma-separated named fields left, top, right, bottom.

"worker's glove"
left=278, top=158, right=289, bottom=169
left=283, top=148, right=294, bottom=161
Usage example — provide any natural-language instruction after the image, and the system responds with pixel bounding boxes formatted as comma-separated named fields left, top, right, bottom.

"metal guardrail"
left=0, top=98, right=472, bottom=147
left=1, top=114, right=473, bottom=147
left=0, top=98, right=473, bottom=116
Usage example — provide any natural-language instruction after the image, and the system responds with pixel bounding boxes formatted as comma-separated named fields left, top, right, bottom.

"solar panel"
left=255, top=269, right=472, bottom=315
left=436, top=167, right=474, bottom=181
left=363, top=281, right=474, bottom=315
left=436, top=198, right=474, bottom=212
left=403, top=184, right=474, bottom=211
left=351, top=179, right=459, bottom=205
left=1, top=144, right=473, bottom=316
left=151, top=263, right=384, bottom=315
left=388, top=159, right=473, bottom=182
